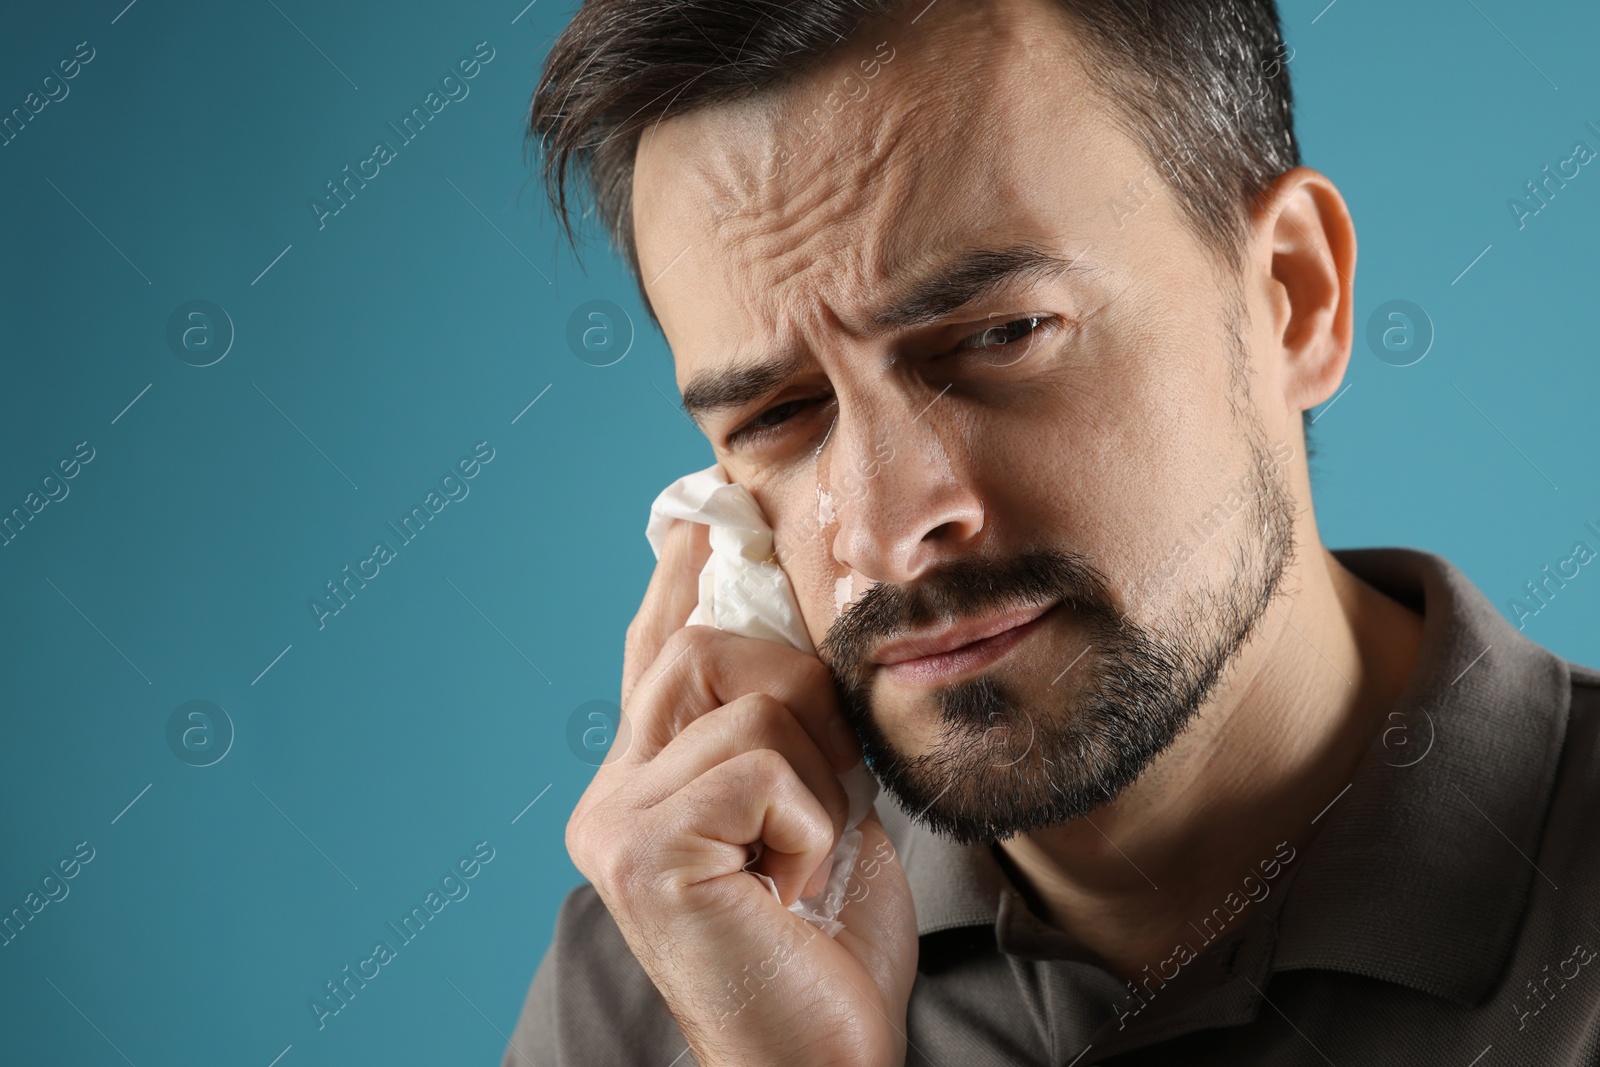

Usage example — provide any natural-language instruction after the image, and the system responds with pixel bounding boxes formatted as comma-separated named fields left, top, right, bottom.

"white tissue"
left=645, top=464, right=879, bottom=937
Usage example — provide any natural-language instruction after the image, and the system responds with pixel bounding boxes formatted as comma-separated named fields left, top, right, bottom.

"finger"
left=613, top=691, right=852, bottom=875
left=574, top=670, right=854, bottom=863
left=622, top=518, right=712, bottom=706
left=618, top=627, right=861, bottom=774
left=665, top=746, right=841, bottom=907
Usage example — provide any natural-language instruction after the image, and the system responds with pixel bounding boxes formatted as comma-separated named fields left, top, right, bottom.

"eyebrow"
left=678, top=243, right=1089, bottom=425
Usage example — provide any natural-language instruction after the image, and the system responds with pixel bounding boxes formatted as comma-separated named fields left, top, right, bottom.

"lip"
left=873, top=601, right=1056, bottom=684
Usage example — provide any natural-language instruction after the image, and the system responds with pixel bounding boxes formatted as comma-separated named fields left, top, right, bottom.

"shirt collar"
left=1269, top=546, right=1570, bottom=1004
left=877, top=547, right=1573, bottom=1005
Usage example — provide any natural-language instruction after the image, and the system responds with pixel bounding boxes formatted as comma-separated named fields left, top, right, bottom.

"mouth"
left=873, top=601, right=1057, bottom=685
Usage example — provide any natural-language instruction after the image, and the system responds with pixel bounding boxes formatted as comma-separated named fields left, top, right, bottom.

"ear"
left=1249, top=167, right=1357, bottom=419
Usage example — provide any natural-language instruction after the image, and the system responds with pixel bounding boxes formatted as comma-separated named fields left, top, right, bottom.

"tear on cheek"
left=834, top=574, right=854, bottom=616
left=817, top=486, right=837, bottom=527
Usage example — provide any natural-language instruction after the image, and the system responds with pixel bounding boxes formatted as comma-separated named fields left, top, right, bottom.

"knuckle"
left=564, top=808, right=583, bottom=861
left=654, top=623, right=718, bottom=671
left=586, top=819, right=654, bottom=897
left=565, top=803, right=605, bottom=879
left=567, top=793, right=647, bottom=884
left=742, top=744, right=791, bottom=782
left=795, top=796, right=841, bottom=853
left=738, top=748, right=837, bottom=841
left=629, top=627, right=723, bottom=735
left=729, top=689, right=788, bottom=730
left=594, top=839, right=640, bottom=889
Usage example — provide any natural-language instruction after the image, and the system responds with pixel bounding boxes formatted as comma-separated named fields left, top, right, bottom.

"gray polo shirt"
left=502, top=547, right=1600, bottom=1065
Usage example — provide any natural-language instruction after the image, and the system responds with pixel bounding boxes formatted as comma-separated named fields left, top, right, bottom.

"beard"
left=815, top=335, right=1298, bottom=847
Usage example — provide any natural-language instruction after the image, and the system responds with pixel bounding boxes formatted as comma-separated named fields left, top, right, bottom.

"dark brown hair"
left=527, top=0, right=1299, bottom=293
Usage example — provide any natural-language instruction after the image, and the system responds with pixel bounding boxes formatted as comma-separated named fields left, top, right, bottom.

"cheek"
left=744, top=462, right=851, bottom=644
left=783, top=530, right=851, bottom=647
left=1036, top=305, right=1243, bottom=588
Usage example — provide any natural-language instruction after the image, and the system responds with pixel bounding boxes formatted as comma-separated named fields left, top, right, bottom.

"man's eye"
left=956, top=315, right=1056, bottom=353
left=727, top=396, right=824, bottom=447
left=722, top=318, right=1056, bottom=450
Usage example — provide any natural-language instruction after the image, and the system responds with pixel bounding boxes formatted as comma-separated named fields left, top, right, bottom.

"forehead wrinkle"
left=715, top=113, right=905, bottom=294
left=659, top=1, right=1037, bottom=308
left=641, top=0, right=1122, bottom=416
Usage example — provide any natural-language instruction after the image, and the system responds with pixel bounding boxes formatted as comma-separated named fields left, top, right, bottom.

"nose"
left=826, top=387, right=987, bottom=585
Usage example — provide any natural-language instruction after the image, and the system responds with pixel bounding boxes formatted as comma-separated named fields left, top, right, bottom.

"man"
left=504, top=0, right=1600, bottom=1063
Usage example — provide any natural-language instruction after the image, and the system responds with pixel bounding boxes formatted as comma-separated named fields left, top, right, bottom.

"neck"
left=995, top=543, right=1425, bottom=983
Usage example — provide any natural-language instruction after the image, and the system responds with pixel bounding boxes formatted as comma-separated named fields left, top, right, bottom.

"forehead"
left=630, top=0, right=1140, bottom=383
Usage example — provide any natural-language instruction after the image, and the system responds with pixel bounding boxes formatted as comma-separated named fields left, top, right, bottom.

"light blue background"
left=1, top=1, right=1596, bottom=1064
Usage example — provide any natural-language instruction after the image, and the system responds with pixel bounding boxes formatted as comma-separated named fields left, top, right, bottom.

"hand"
left=566, top=517, right=918, bottom=1066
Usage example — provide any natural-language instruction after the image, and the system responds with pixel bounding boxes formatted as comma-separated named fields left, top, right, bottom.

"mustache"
left=817, top=550, right=1122, bottom=687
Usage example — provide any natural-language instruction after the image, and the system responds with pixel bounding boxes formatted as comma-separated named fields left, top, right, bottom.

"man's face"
left=632, top=0, right=1304, bottom=844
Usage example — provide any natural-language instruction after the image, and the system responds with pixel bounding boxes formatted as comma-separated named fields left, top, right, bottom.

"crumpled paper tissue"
left=645, top=464, right=879, bottom=937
